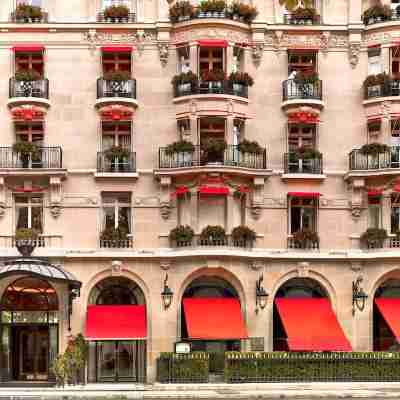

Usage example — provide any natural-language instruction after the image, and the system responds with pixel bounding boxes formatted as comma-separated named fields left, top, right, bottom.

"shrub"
left=199, top=0, right=227, bottom=13
left=363, top=4, right=392, bottom=24
left=169, top=1, right=195, bottom=22
left=360, top=228, right=388, bottom=248
left=294, top=71, right=319, bottom=85
left=200, top=225, right=226, bottom=241
left=236, top=3, right=258, bottom=22
left=201, top=69, right=225, bottom=82
left=171, top=71, right=199, bottom=86
left=238, top=139, right=263, bottom=154
left=295, top=146, right=322, bottom=159
left=104, top=4, right=129, bottom=18
left=231, top=225, right=256, bottom=242
left=15, top=3, right=43, bottom=19
left=104, top=146, right=130, bottom=160
left=15, top=228, right=38, bottom=241
left=202, top=138, right=227, bottom=154
left=15, top=69, right=41, bottom=81
left=100, top=226, right=129, bottom=241
left=228, top=72, right=254, bottom=86
left=12, top=141, right=40, bottom=157
left=165, top=140, right=195, bottom=155
left=169, top=225, right=194, bottom=243
left=103, top=70, right=131, bottom=81
left=292, top=229, right=319, bottom=249
left=359, top=143, right=390, bottom=157
left=292, top=6, right=318, bottom=20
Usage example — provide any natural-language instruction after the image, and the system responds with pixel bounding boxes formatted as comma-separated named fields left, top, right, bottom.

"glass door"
left=97, top=341, right=116, bottom=381
left=117, top=341, right=135, bottom=381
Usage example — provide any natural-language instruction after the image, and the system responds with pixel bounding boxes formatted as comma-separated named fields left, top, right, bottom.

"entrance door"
left=13, top=326, right=49, bottom=381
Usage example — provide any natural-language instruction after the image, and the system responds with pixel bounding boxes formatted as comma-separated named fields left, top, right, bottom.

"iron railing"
left=10, top=11, right=48, bottom=23
left=173, top=80, right=249, bottom=98
left=349, top=147, right=400, bottom=170
left=99, top=238, right=133, bottom=249
left=287, top=236, right=320, bottom=250
left=364, top=13, right=400, bottom=25
left=362, top=237, right=400, bottom=250
left=97, top=151, right=136, bottom=173
left=284, top=153, right=323, bottom=174
left=283, top=14, right=321, bottom=25
left=97, top=12, right=136, bottom=23
left=225, top=352, right=400, bottom=383
left=172, top=11, right=251, bottom=23
left=364, top=80, right=400, bottom=99
left=0, top=147, right=62, bottom=169
left=97, top=78, right=137, bottom=99
left=0, top=235, right=62, bottom=248
left=171, top=236, right=254, bottom=249
left=282, top=79, right=323, bottom=101
left=159, top=145, right=267, bottom=169
left=9, top=78, right=49, bottom=99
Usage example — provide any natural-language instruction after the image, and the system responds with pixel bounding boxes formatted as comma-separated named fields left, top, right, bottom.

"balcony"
left=95, top=78, right=138, bottom=109
left=282, top=79, right=324, bottom=110
left=347, top=146, right=400, bottom=178
left=97, top=12, right=136, bottom=23
left=100, top=238, right=133, bottom=249
left=283, top=13, right=321, bottom=25
left=8, top=78, right=50, bottom=109
left=282, top=152, right=324, bottom=180
left=364, top=80, right=400, bottom=100
left=287, top=235, right=319, bottom=250
left=173, top=80, right=248, bottom=99
left=95, top=151, right=137, bottom=178
left=171, top=236, right=254, bottom=250
left=10, top=11, right=48, bottom=23
left=0, top=235, right=62, bottom=250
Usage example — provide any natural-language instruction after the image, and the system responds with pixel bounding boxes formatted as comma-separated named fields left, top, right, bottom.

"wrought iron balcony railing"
left=349, top=147, right=400, bottom=170
left=0, top=147, right=62, bottom=169
left=10, top=11, right=48, bottom=23
left=9, top=78, right=49, bottom=99
left=97, top=151, right=136, bottom=173
left=97, top=12, right=136, bottom=23
left=282, top=79, right=323, bottom=102
left=100, top=238, right=133, bottom=249
left=159, top=145, right=267, bottom=169
left=283, top=14, right=321, bottom=25
left=364, top=80, right=400, bottom=99
left=287, top=235, right=320, bottom=250
left=364, top=12, right=400, bottom=25
left=284, top=152, right=323, bottom=174
left=171, top=235, right=254, bottom=249
left=173, top=80, right=249, bottom=98
left=97, top=78, right=137, bottom=99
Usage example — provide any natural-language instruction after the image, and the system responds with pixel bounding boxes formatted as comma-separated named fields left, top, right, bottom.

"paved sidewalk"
left=1, top=382, right=400, bottom=398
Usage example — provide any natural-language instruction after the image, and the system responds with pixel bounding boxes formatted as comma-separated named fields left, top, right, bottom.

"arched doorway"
left=86, top=277, right=147, bottom=383
left=273, top=277, right=351, bottom=351
left=0, top=277, right=59, bottom=382
left=373, top=278, right=400, bottom=351
left=180, top=276, right=248, bottom=374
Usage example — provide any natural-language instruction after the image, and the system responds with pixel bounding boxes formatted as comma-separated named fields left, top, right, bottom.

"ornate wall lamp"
left=256, top=274, right=268, bottom=314
left=352, top=276, right=368, bottom=316
left=161, top=273, right=174, bottom=310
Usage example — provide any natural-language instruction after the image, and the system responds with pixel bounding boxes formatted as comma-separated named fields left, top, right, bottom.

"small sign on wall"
left=175, top=341, right=191, bottom=354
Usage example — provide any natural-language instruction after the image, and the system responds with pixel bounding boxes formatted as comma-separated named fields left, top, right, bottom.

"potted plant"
left=279, top=0, right=314, bottom=11
left=13, top=141, right=40, bottom=168
left=103, top=70, right=131, bottom=81
left=100, top=226, right=129, bottom=246
left=295, top=146, right=322, bottom=160
left=294, top=71, right=319, bottom=85
left=169, top=1, right=195, bottom=22
left=292, top=229, right=319, bottom=250
left=202, top=138, right=227, bottom=163
left=362, top=4, right=392, bottom=25
left=238, top=139, right=263, bottom=154
left=201, top=69, right=225, bottom=92
left=199, top=225, right=226, bottom=245
left=15, top=69, right=41, bottom=82
left=291, top=7, right=319, bottom=24
left=15, top=228, right=39, bottom=257
left=30, top=6, right=43, bottom=22
left=231, top=225, right=256, bottom=248
left=103, top=4, right=130, bottom=22
left=14, top=3, right=43, bottom=22
left=169, top=225, right=194, bottom=247
left=165, top=140, right=195, bottom=165
left=228, top=72, right=254, bottom=95
left=171, top=71, right=198, bottom=95
left=239, top=3, right=258, bottom=23
left=104, top=146, right=130, bottom=171
left=359, top=143, right=390, bottom=157
left=199, top=0, right=227, bottom=17
left=360, top=228, right=388, bottom=249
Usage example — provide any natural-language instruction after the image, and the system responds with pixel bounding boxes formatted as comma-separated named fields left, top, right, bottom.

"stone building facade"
left=0, top=0, right=400, bottom=385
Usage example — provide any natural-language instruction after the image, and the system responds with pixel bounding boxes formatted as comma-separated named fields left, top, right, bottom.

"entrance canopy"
left=375, top=298, right=400, bottom=343
left=275, top=298, right=352, bottom=351
left=183, top=297, right=248, bottom=340
left=0, top=258, right=81, bottom=289
left=86, top=305, right=147, bottom=340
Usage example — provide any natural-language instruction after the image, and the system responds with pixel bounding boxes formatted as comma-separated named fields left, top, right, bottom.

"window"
left=102, top=51, right=131, bottom=74
left=288, top=124, right=316, bottom=151
left=15, top=121, right=44, bottom=144
left=288, top=51, right=317, bottom=75
left=232, top=47, right=244, bottom=74
left=289, top=197, right=317, bottom=234
left=392, top=47, right=400, bottom=77
left=177, top=46, right=190, bottom=74
left=102, top=193, right=131, bottom=234
left=368, top=119, right=382, bottom=139
left=391, top=193, right=400, bottom=234
left=200, top=117, right=225, bottom=163
left=16, top=0, right=42, bottom=6
left=199, top=47, right=224, bottom=74
left=368, top=195, right=382, bottom=229
left=15, top=49, right=44, bottom=77
left=102, top=121, right=131, bottom=150
left=368, top=47, right=382, bottom=76
left=15, top=195, right=43, bottom=233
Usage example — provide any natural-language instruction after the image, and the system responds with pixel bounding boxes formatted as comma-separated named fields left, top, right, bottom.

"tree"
left=279, top=0, right=314, bottom=11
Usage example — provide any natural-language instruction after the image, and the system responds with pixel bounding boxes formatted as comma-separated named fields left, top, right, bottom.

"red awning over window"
left=183, top=298, right=248, bottom=340
left=86, top=305, right=147, bottom=340
left=288, top=192, right=321, bottom=198
left=275, top=298, right=352, bottom=351
left=197, top=40, right=228, bottom=48
left=375, top=298, right=400, bottom=343
left=198, top=185, right=229, bottom=195
left=13, top=45, right=44, bottom=52
left=101, top=46, right=133, bottom=53
left=368, top=189, right=383, bottom=197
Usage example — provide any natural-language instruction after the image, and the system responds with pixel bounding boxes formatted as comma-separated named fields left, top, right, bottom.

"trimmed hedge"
left=224, top=352, right=400, bottom=382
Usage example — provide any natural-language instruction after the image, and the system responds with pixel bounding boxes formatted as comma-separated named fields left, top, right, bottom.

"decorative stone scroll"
left=251, top=177, right=265, bottom=220
left=349, top=42, right=361, bottom=69
left=50, top=177, right=63, bottom=218
left=158, top=43, right=169, bottom=66
left=159, top=176, right=172, bottom=220
left=252, top=43, right=264, bottom=66
left=348, top=178, right=365, bottom=220
left=172, top=27, right=251, bottom=45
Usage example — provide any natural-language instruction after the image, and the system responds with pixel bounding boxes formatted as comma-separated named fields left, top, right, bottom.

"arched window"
left=1, top=277, right=58, bottom=311
left=183, top=276, right=238, bottom=298
left=275, top=277, right=326, bottom=298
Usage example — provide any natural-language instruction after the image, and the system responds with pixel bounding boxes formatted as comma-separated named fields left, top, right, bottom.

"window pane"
left=16, top=206, right=28, bottom=229
left=291, top=207, right=301, bottom=233
left=31, top=206, right=43, bottom=232
left=391, top=207, right=400, bottom=233
left=104, top=207, right=115, bottom=229
left=118, top=207, right=131, bottom=232
left=369, top=206, right=381, bottom=228
left=302, top=208, right=315, bottom=230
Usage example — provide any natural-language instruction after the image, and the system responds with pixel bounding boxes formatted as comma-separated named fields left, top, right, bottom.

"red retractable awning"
left=288, top=192, right=321, bottom=198
left=198, top=185, right=229, bottom=195
left=375, top=298, right=400, bottom=343
left=101, top=46, right=133, bottom=53
left=368, top=189, right=383, bottom=197
left=86, top=305, right=147, bottom=340
left=197, top=40, right=228, bottom=48
left=183, top=298, right=248, bottom=340
left=13, top=45, right=44, bottom=52
left=275, top=298, right=352, bottom=351
left=173, top=186, right=189, bottom=196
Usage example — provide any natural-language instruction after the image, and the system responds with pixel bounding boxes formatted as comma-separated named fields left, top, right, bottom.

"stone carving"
left=364, top=32, right=396, bottom=47
left=50, top=203, right=62, bottom=218
left=0, top=202, right=6, bottom=218
left=381, top=101, right=391, bottom=118
left=111, top=260, right=123, bottom=276
left=160, top=259, right=173, bottom=270
left=160, top=200, right=172, bottom=219
left=249, top=260, right=264, bottom=271
left=320, top=31, right=330, bottom=53
left=252, top=43, right=264, bottom=65
left=351, top=206, right=362, bottom=219
left=251, top=201, right=262, bottom=219
left=158, top=43, right=169, bottom=66
left=297, top=262, right=310, bottom=277
left=348, top=42, right=361, bottom=69
left=349, top=261, right=363, bottom=273
left=173, top=28, right=250, bottom=45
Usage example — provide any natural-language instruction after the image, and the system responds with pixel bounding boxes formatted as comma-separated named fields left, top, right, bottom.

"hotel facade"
left=0, top=0, right=400, bottom=385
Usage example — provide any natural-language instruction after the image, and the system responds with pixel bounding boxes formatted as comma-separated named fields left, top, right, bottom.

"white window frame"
left=101, top=193, right=132, bottom=232
left=288, top=197, right=318, bottom=234
left=14, top=195, right=43, bottom=231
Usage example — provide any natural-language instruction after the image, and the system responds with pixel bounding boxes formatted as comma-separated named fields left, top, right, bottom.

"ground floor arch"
left=86, top=276, right=147, bottom=383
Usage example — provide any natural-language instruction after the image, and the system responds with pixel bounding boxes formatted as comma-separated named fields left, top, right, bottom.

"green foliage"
left=169, top=1, right=195, bottom=22
left=169, top=225, right=195, bottom=243
left=171, top=71, right=199, bottom=86
left=199, top=0, right=227, bottom=13
left=202, top=138, right=227, bottom=154
left=291, top=6, right=318, bottom=21
left=12, top=141, right=40, bottom=157
left=294, top=71, right=319, bottom=85
left=200, top=225, right=226, bottom=241
left=103, top=4, right=130, bottom=18
left=15, top=69, right=41, bottom=81
left=295, top=146, right=322, bottom=160
left=15, top=3, right=43, bottom=19
left=238, top=139, right=263, bottom=154
left=201, top=69, right=225, bottom=82
left=360, top=228, right=388, bottom=248
left=231, top=225, right=256, bottom=242
left=15, top=228, right=39, bottom=240
left=292, top=229, right=319, bottom=249
left=363, top=4, right=392, bottom=24
left=104, top=145, right=131, bottom=160
left=228, top=72, right=254, bottom=87
left=229, top=3, right=258, bottom=22
left=279, top=0, right=313, bottom=11
left=359, top=143, right=390, bottom=157
left=165, top=140, right=195, bottom=155
left=103, top=70, right=131, bottom=81
left=100, top=226, right=129, bottom=241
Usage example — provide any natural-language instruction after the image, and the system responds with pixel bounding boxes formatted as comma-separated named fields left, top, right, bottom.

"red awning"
left=13, top=45, right=44, bottom=52
left=197, top=40, right=228, bottom=48
left=375, top=298, right=400, bottom=343
left=275, top=298, right=352, bottom=351
left=368, top=189, right=383, bottom=196
left=198, top=185, right=229, bottom=195
left=86, top=305, right=147, bottom=340
left=288, top=192, right=321, bottom=198
left=183, top=298, right=248, bottom=340
left=101, top=46, right=133, bottom=53
left=173, top=185, right=189, bottom=196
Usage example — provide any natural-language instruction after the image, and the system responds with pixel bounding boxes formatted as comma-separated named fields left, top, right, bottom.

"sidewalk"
left=1, top=382, right=400, bottom=398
